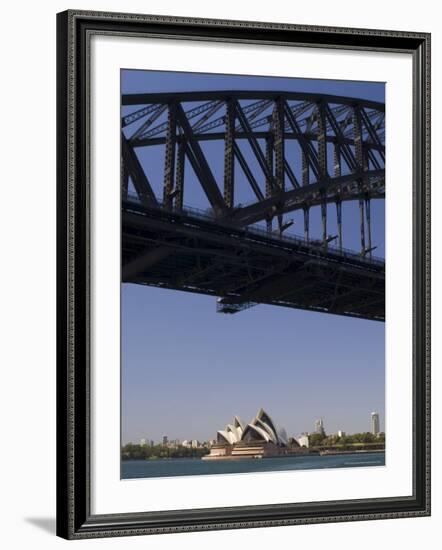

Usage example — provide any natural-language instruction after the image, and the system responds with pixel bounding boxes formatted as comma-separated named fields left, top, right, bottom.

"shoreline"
left=318, top=449, right=385, bottom=456
left=202, top=450, right=384, bottom=461
left=121, top=449, right=385, bottom=462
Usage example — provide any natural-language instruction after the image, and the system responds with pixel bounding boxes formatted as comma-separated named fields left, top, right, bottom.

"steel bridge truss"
left=121, top=91, right=385, bottom=321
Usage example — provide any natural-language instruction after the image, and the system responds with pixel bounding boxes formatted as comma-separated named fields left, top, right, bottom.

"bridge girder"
left=122, top=90, right=384, bottom=238
left=121, top=90, right=385, bottom=320
left=122, top=204, right=384, bottom=321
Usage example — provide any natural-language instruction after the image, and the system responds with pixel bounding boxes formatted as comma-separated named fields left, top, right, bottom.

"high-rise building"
left=315, top=418, right=325, bottom=435
left=371, top=412, right=380, bottom=435
left=162, top=435, right=168, bottom=446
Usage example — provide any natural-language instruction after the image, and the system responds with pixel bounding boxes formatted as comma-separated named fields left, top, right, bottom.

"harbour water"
left=121, top=451, right=385, bottom=479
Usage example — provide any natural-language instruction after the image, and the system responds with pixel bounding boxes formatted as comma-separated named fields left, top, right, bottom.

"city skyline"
left=122, top=380, right=385, bottom=444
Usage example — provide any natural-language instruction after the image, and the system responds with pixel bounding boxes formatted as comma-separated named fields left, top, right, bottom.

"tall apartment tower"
left=315, top=418, right=325, bottom=435
left=371, top=412, right=380, bottom=435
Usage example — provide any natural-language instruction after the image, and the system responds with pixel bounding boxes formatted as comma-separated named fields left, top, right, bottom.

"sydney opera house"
left=203, top=408, right=308, bottom=460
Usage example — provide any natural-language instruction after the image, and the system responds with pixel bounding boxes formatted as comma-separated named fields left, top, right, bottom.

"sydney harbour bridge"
left=121, top=90, right=385, bottom=322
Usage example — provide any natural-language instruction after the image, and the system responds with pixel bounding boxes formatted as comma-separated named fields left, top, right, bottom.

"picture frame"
left=56, top=9, right=431, bottom=539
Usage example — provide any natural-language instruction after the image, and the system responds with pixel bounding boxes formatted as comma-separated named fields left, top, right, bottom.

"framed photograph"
left=56, top=10, right=431, bottom=539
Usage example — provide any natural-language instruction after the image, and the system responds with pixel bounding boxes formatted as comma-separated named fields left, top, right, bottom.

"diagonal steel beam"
left=175, top=103, right=227, bottom=214
left=284, top=159, right=300, bottom=189
left=233, top=99, right=276, bottom=189
left=192, top=100, right=224, bottom=131
left=233, top=143, right=264, bottom=201
left=131, top=105, right=167, bottom=141
left=136, top=100, right=220, bottom=140
left=366, top=148, right=382, bottom=170
left=324, top=104, right=358, bottom=172
left=284, top=103, right=320, bottom=180
left=359, top=107, right=385, bottom=163
left=121, top=135, right=158, bottom=207
left=122, top=103, right=161, bottom=127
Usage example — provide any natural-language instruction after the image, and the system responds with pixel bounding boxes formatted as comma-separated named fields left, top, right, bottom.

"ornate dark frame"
left=56, top=9, right=431, bottom=540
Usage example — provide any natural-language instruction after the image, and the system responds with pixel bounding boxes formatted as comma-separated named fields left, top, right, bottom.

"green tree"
left=309, top=433, right=326, bottom=447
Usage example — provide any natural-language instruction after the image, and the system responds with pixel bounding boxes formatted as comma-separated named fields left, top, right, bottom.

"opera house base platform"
left=202, top=441, right=313, bottom=461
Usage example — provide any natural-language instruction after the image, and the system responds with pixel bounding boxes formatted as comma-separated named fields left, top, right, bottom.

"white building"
left=371, top=412, right=380, bottom=435
left=297, top=433, right=310, bottom=448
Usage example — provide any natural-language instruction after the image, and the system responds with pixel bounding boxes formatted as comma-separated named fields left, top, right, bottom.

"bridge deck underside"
left=122, top=203, right=385, bottom=322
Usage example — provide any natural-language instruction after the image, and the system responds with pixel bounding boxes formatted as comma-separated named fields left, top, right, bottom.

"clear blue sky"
left=121, top=69, right=385, bottom=444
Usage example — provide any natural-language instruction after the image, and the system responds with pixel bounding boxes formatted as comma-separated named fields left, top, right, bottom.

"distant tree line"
left=122, top=443, right=210, bottom=460
left=308, top=432, right=385, bottom=448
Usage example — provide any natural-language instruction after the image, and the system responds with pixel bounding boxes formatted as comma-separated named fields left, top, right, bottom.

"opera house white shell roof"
left=216, top=408, right=288, bottom=446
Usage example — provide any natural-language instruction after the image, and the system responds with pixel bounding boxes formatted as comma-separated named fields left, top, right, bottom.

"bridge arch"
left=122, top=90, right=384, bottom=254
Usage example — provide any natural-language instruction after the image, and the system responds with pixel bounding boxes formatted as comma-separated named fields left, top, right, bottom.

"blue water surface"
left=121, top=452, right=385, bottom=479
